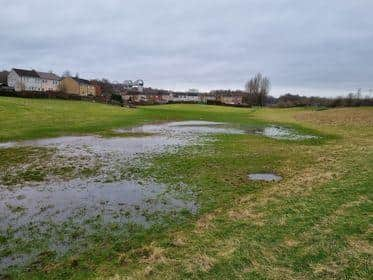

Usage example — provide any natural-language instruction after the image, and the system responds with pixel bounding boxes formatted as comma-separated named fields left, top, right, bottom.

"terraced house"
left=8, top=68, right=42, bottom=91
left=7, top=68, right=61, bottom=92
left=60, top=77, right=95, bottom=96
left=37, top=71, right=61, bottom=91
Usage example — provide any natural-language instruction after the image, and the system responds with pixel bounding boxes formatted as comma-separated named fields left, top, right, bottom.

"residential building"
left=200, top=93, right=217, bottom=104
left=37, top=71, right=61, bottom=91
left=210, top=90, right=247, bottom=105
left=171, top=92, right=200, bottom=103
left=60, top=77, right=95, bottom=96
left=161, top=93, right=174, bottom=103
left=219, top=95, right=244, bottom=105
left=122, top=89, right=169, bottom=104
left=93, top=84, right=103, bottom=96
left=7, top=68, right=42, bottom=91
left=122, top=91, right=151, bottom=103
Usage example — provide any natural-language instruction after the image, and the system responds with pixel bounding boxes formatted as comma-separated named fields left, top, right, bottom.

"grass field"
left=0, top=97, right=372, bottom=279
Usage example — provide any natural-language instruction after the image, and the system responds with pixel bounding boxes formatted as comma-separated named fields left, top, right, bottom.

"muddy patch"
left=248, top=173, right=283, bottom=182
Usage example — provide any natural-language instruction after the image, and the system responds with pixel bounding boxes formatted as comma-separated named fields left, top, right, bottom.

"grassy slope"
left=0, top=97, right=264, bottom=142
left=0, top=97, right=141, bottom=142
left=0, top=97, right=372, bottom=279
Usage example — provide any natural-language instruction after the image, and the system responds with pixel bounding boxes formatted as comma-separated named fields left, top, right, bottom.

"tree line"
left=242, top=73, right=372, bottom=107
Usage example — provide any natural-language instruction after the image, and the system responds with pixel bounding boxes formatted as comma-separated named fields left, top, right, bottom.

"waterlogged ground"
left=0, top=102, right=371, bottom=280
left=0, top=120, right=319, bottom=272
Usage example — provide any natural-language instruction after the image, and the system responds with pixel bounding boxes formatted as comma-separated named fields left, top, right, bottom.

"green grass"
left=0, top=97, right=141, bottom=142
left=0, top=97, right=265, bottom=142
left=0, top=97, right=372, bottom=279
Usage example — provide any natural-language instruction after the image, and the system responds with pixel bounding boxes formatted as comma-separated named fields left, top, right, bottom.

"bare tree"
left=245, top=73, right=271, bottom=106
left=356, top=88, right=362, bottom=100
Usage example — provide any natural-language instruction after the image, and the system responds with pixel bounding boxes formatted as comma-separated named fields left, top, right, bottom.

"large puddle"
left=0, top=179, right=196, bottom=231
left=0, top=121, right=317, bottom=152
left=0, top=121, right=317, bottom=271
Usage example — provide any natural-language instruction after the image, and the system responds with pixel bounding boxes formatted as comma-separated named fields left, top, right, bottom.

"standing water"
left=0, top=121, right=316, bottom=271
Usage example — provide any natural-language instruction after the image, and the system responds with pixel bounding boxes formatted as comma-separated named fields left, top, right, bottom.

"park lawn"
left=0, top=97, right=372, bottom=279
left=0, top=97, right=142, bottom=142
left=0, top=97, right=264, bottom=142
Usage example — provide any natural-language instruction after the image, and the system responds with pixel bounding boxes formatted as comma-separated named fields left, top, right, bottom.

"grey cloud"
left=1, top=0, right=372, bottom=96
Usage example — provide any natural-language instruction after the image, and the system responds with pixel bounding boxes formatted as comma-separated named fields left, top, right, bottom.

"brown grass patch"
left=243, top=258, right=302, bottom=280
left=268, top=267, right=303, bottom=280
left=261, top=167, right=337, bottom=200
left=346, top=237, right=373, bottom=255
left=216, top=239, right=239, bottom=258
left=228, top=208, right=265, bottom=226
left=105, top=274, right=126, bottom=280
left=117, top=253, right=129, bottom=265
left=295, top=108, right=373, bottom=127
left=300, top=196, right=369, bottom=240
left=170, top=232, right=188, bottom=247
left=194, top=212, right=217, bottom=233
left=186, top=253, right=216, bottom=272
left=311, top=261, right=341, bottom=277
left=284, top=239, right=299, bottom=247
left=42, top=262, right=62, bottom=273
left=135, top=242, right=168, bottom=265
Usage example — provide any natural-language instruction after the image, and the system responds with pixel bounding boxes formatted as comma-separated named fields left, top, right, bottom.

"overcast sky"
left=1, top=0, right=372, bottom=96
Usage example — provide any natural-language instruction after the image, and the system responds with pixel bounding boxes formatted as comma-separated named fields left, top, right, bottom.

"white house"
left=37, top=71, right=61, bottom=91
left=171, top=93, right=200, bottom=103
left=7, top=69, right=42, bottom=92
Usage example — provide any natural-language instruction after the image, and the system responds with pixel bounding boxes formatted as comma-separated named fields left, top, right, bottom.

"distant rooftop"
left=72, top=77, right=91, bottom=85
left=37, top=71, right=60, bottom=81
left=13, top=68, right=39, bottom=78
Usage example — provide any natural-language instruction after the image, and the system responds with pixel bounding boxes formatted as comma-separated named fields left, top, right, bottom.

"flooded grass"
left=0, top=121, right=251, bottom=271
left=0, top=179, right=196, bottom=270
left=0, top=120, right=321, bottom=272
left=0, top=101, right=371, bottom=279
